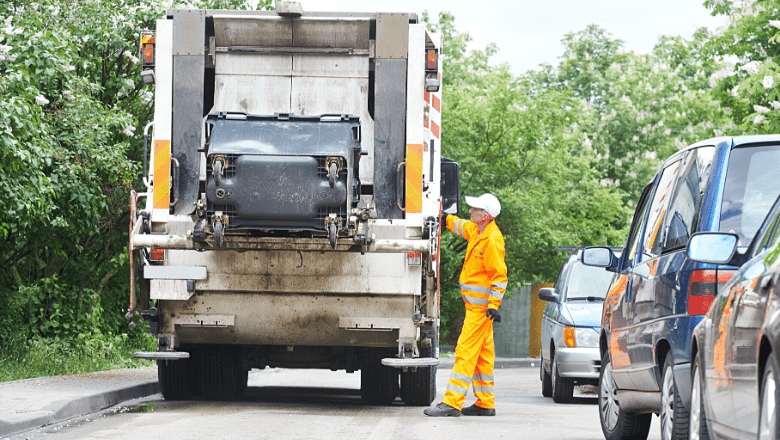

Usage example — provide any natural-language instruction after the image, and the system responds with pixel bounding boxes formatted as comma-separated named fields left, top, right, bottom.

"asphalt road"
left=8, top=366, right=662, bottom=440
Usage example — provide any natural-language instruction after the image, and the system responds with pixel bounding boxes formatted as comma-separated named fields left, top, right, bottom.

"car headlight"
left=564, top=326, right=599, bottom=348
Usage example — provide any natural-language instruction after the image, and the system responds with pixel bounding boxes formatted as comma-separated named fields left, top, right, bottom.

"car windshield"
left=563, top=261, right=613, bottom=301
left=720, top=144, right=780, bottom=249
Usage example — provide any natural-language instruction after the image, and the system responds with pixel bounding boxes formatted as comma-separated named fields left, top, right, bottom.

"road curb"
left=0, top=380, right=160, bottom=438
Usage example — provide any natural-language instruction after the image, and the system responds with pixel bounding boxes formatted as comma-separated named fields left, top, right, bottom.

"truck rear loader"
left=127, top=3, right=461, bottom=406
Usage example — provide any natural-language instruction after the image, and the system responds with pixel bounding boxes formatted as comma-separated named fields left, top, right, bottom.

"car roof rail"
left=555, top=245, right=622, bottom=254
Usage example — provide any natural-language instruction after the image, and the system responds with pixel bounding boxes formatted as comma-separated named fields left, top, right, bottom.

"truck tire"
left=360, top=348, right=399, bottom=405
left=400, top=345, right=437, bottom=406
left=198, top=346, right=239, bottom=401
left=158, top=358, right=194, bottom=400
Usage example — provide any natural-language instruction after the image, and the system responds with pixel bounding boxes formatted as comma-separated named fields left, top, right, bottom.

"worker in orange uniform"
left=424, top=193, right=507, bottom=417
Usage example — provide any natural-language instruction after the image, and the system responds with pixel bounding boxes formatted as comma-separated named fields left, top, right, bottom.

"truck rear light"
left=564, top=326, right=576, bottom=347
left=426, top=49, right=438, bottom=71
left=688, top=269, right=736, bottom=315
left=142, top=43, right=155, bottom=65
left=150, top=247, right=165, bottom=261
left=407, top=252, right=421, bottom=266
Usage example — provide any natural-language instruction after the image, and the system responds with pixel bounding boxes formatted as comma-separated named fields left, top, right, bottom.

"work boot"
left=423, top=402, right=461, bottom=417
left=461, top=403, right=496, bottom=416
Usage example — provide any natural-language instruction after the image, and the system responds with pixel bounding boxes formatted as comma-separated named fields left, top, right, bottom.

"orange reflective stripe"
left=153, top=140, right=170, bottom=209
left=405, top=144, right=423, bottom=213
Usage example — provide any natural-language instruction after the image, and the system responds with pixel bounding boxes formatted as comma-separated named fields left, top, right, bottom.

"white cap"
left=465, top=193, right=501, bottom=217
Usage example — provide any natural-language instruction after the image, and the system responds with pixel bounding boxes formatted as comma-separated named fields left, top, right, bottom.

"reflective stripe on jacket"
left=446, top=216, right=508, bottom=310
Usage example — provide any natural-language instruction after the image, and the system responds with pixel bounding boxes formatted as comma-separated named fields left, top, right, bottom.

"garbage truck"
left=127, top=3, right=461, bottom=406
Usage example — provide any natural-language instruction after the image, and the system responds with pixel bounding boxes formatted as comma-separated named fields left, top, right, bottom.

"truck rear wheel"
left=400, top=344, right=437, bottom=406
left=198, top=346, right=239, bottom=400
left=360, top=348, right=399, bottom=405
left=158, top=358, right=194, bottom=400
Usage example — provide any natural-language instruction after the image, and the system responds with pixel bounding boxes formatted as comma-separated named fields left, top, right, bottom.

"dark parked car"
left=687, top=194, right=780, bottom=440
left=583, top=135, right=780, bottom=440
left=539, top=250, right=616, bottom=403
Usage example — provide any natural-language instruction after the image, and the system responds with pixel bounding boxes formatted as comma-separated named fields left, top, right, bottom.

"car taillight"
left=564, top=326, right=576, bottom=347
left=150, top=247, right=165, bottom=261
left=688, top=269, right=736, bottom=315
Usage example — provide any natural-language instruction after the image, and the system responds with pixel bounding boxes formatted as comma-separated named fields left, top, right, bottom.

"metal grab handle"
left=396, top=162, right=406, bottom=212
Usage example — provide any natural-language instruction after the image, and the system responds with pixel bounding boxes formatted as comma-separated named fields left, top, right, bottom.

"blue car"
left=539, top=250, right=616, bottom=403
left=583, top=135, right=780, bottom=440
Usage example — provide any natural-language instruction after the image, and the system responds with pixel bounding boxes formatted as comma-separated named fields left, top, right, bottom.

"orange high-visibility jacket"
left=446, top=216, right=508, bottom=311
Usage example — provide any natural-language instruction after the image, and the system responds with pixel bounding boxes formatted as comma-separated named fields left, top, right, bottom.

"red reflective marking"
left=433, top=95, right=440, bottom=112
left=432, top=120, right=440, bottom=139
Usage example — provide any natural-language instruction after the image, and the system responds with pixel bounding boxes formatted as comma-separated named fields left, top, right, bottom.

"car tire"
left=689, top=355, right=710, bottom=440
left=758, top=353, right=779, bottom=440
left=552, top=353, right=574, bottom=403
left=599, top=351, right=651, bottom=440
left=541, top=360, right=552, bottom=398
left=660, top=353, right=690, bottom=440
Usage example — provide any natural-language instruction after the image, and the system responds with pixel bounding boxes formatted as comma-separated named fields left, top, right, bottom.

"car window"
left=553, top=256, right=573, bottom=293
left=752, top=196, right=780, bottom=258
left=720, top=144, right=780, bottom=248
left=642, top=159, right=682, bottom=261
left=663, top=147, right=715, bottom=252
left=624, top=182, right=655, bottom=270
left=563, top=261, right=614, bottom=301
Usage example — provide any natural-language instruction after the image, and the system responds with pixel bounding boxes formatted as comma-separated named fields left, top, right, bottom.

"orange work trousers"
left=442, top=307, right=495, bottom=410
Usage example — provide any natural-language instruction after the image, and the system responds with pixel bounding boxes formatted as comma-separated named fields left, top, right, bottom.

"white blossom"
left=770, top=20, right=780, bottom=29
left=771, top=101, right=780, bottom=110
left=632, top=135, right=639, bottom=142
left=664, top=128, right=672, bottom=136
left=644, top=151, right=657, bottom=160
left=755, top=114, right=766, bottom=125
left=34, top=95, right=49, bottom=105
left=61, top=65, right=75, bottom=73
left=123, top=50, right=139, bottom=64
left=122, top=125, right=136, bottom=136
left=754, top=104, right=770, bottom=114
left=125, top=78, right=134, bottom=88
left=62, top=90, right=74, bottom=101
left=583, top=137, right=593, bottom=150
left=30, top=32, right=42, bottom=42
left=742, top=60, right=761, bottom=75
left=763, top=76, right=775, bottom=89
left=0, top=44, right=11, bottom=53
left=628, top=171, right=637, bottom=179
left=615, top=158, right=623, bottom=167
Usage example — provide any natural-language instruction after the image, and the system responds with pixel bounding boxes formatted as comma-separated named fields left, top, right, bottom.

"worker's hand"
left=486, top=308, right=501, bottom=323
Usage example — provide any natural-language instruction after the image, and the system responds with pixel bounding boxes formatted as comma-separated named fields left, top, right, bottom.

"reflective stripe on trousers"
left=442, top=308, right=496, bottom=410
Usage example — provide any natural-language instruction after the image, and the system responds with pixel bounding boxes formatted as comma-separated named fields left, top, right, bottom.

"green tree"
left=701, top=0, right=780, bottom=133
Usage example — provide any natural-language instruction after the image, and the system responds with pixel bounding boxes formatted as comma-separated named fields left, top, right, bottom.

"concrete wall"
left=493, top=283, right=551, bottom=358
left=493, top=285, right=531, bottom=358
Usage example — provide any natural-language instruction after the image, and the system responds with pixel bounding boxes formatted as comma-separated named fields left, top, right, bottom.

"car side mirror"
left=538, top=287, right=559, bottom=303
left=686, top=232, right=739, bottom=265
left=582, top=246, right=620, bottom=272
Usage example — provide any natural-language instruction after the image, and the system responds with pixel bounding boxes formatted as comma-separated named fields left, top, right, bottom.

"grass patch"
left=0, top=331, right=156, bottom=382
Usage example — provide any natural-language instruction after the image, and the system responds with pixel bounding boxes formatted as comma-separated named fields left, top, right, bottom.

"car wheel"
left=541, top=359, right=552, bottom=397
left=552, top=353, right=574, bottom=403
left=599, top=351, right=651, bottom=440
left=689, top=355, right=710, bottom=440
left=759, top=354, right=779, bottom=440
left=660, top=353, right=690, bottom=440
